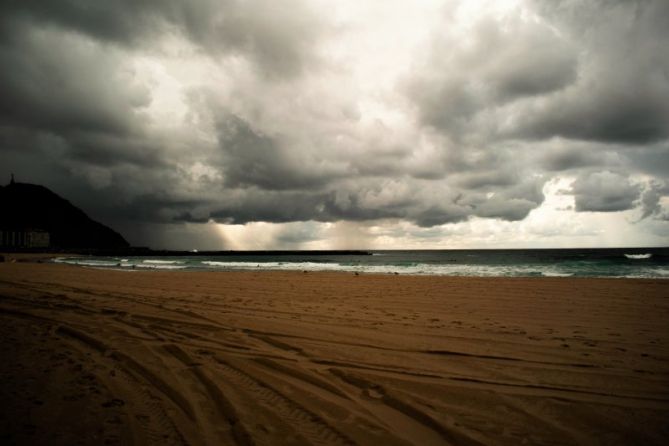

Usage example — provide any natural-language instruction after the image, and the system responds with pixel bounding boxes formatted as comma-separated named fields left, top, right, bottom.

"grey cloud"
left=0, top=0, right=170, bottom=46
left=571, top=171, right=641, bottom=212
left=0, top=24, right=150, bottom=137
left=513, top=0, right=669, bottom=144
left=1, top=0, right=325, bottom=79
left=638, top=181, right=669, bottom=221
left=209, top=190, right=327, bottom=224
left=408, top=14, right=577, bottom=136
left=626, top=143, right=669, bottom=179
left=322, top=192, right=405, bottom=223
left=516, top=84, right=669, bottom=144
left=0, top=9, right=220, bottom=231
left=451, top=169, right=518, bottom=189
left=117, top=193, right=215, bottom=223
left=203, top=1, right=326, bottom=79
left=169, top=170, right=547, bottom=228
left=322, top=180, right=463, bottom=227
left=2, top=0, right=666, bottom=250
left=62, top=132, right=166, bottom=168
left=0, top=18, right=167, bottom=187
left=215, top=114, right=342, bottom=191
left=112, top=221, right=227, bottom=250
left=402, top=0, right=667, bottom=231
left=0, top=124, right=167, bottom=196
left=463, top=177, right=546, bottom=221
left=482, top=22, right=577, bottom=101
left=539, top=143, right=614, bottom=172
left=413, top=205, right=470, bottom=228
left=639, top=185, right=661, bottom=221
left=172, top=211, right=211, bottom=224
left=331, top=176, right=545, bottom=226
left=475, top=198, right=539, bottom=221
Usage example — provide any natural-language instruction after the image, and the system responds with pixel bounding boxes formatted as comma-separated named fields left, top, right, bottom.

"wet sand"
left=0, top=262, right=668, bottom=445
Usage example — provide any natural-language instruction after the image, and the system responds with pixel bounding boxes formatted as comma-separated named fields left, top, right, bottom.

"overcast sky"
left=1, top=0, right=668, bottom=249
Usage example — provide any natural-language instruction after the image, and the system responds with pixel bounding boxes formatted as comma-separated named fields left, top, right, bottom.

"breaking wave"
left=51, top=249, right=668, bottom=278
left=142, top=259, right=186, bottom=264
left=624, top=253, right=652, bottom=260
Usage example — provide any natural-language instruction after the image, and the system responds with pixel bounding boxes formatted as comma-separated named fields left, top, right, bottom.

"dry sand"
left=0, top=261, right=667, bottom=445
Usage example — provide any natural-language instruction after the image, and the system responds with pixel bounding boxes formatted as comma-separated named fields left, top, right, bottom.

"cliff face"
left=0, top=182, right=129, bottom=249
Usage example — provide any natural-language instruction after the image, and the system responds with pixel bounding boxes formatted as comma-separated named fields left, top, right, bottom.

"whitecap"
left=542, top=271, right=574, bottom=277
left=135, top=264, right=188, bottom=270
left=143, top=259, right=185, bottom=264
left=624, top=253, right=652, bottom=259
left=54, top=258, right=119, bottom=267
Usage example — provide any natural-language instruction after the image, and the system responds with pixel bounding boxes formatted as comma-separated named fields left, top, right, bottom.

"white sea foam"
left=201, top=261, right=232, bottom=267
left=50, top=255, right=668, bottom=278
left=54, top=259, right=120, bottom=267
left=624, top=253, right=652, bottom=259
left=201, top=260, right=549, bottom=277
left=143, top=259, right=185, bottom=264
left=541, top=271, right=574, bottom=277
left=201, top=261, right=347, bottom=271
left=136, top=264, right=188, bottom=270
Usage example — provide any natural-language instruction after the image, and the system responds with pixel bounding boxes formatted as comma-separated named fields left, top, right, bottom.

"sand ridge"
left=0, top=262, right=668, bottom=445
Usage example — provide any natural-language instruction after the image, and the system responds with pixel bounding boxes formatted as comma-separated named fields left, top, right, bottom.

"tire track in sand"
left=330, top=368, right=485, bottom=446
left=163, top=344, right=254, bottom=446
left=53, top=324, right=189, bottom=445
left=212, top=355, right=354, bottom=445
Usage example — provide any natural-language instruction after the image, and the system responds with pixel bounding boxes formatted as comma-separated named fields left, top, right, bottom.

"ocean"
left=53, top=248, right=669, bottom=278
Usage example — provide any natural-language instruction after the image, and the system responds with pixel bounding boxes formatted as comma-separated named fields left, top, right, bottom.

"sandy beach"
left=0, top=261, right=667, bottom=445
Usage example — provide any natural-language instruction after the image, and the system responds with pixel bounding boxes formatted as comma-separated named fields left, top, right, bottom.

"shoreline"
left=49, top=260, right=669, bottom=280
left=41, top=265, right=669, bottom=281
left=1, top=262, right=668, bottom=444
left=11, top=248, right=669, bottom=279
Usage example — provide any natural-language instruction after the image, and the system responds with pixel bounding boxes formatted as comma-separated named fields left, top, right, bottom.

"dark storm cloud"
left=513, top=0, right=669, bottom=144
left=639, top=186, right=661, bottom=221
left=63, top=132, right=167, bottom=168
left=203, top=185, right=410, bottom=226
left=209, top=191, right=328, bottom=224
left=214, top=114, right=342, bottom=191
left=402, top=0, right=669, bottom=229
left=456, top=177, right=546, bottom=221
left=571, top=171, right=641, bottom=212
left=410, top=0, right=669, bottom=146
left=0, top=16, right=164, bottom=189
left=625, top=143, right=669, bottom=179
left=0, top=0, right=320, bottom=235
left=517, top=87, right=669, bottom=144
left=1, top=0, right=668, bottom=249
left=408, top=14, right=577, bottom=137
left=638, top=180, right=669, bottom=221
left=0, top=24, right=150, bottom=136
left=0, top=0, right=166, bottom=45
left=0, top=0, right=325, bottom=79
left=321, top=190, right=408, bottom=223
left=539, top=144, right=608, bottom=172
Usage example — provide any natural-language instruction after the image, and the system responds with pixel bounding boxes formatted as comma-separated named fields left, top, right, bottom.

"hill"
left=0, top=181, right=129, bottom=249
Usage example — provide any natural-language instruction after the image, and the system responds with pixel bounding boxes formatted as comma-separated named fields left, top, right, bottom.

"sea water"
left=53, top=248, right=669, bottom=278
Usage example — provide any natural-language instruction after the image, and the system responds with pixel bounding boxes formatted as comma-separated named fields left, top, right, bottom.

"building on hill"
left=0, top=228, right=50, bottom=248
left=1, top=177, right=129, bottom=249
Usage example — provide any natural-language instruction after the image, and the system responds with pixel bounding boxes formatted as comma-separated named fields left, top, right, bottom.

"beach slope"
left=1, top=262, right=668, bottom=445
